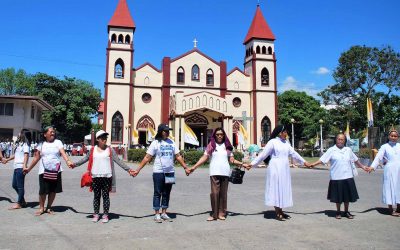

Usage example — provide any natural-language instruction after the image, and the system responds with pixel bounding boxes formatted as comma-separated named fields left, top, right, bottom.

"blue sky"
left=1, top=0, right=399, bottom=99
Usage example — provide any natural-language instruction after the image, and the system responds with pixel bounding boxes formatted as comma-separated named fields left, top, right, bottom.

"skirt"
left=327, top=178, right=359, bottom=203
left=39, top=172, right=63, bottom=195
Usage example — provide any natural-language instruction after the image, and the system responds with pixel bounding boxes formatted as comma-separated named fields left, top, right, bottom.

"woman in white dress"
left=369, top=129, right=400, bottom=216
left=310, top=134, right=369, bottom=219
left=244, top=125, right=310, bottom=221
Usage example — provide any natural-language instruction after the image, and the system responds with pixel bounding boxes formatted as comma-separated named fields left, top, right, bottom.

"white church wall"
left=133, top=88, right=162, bottom=129
left=108, top=51, right=132, bottom=84
left=227, top=70, right=251, bottom=91
left=135, top=65, right=162, bottom=87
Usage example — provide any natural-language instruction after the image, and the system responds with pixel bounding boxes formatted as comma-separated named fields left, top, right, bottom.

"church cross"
left=234, top=111, right=254, bottom=129
left=193, top=38, right=198, bottom=48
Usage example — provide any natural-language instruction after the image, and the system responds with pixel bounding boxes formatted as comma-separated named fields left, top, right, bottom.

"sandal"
left=275, top=214, right=285, bottom=221
left=35, top=209, right=45, bottom=216
left=343, top=212, right=354, bottom=219
left=207, top=216, right=217, bottom=221
left=8, top=204, right=22, bottom=210
left=46, top=207, right=55, bottom=215
left=335, top=212, right=342, bottom=219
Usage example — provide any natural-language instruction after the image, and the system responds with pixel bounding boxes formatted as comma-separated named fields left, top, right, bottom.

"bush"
left=357, top=148, right=372, bottom=159
left=233, top=150, right=244, bottom=161
left=128, top=148, right=147, bottom=162
left=183, top=149, right=204, bottom=165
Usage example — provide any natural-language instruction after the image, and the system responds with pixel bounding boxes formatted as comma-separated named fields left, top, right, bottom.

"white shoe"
left=154, top=214, right=162, bottom=223
left=161, top=213, right=173, bottom=222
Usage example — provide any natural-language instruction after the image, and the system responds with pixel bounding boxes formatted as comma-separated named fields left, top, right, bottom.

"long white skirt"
left=382, top=161, right=400, bottom=205
left=265, top=158, right=293, bottom=208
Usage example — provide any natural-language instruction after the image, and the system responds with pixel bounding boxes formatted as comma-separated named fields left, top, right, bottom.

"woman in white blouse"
left=190, top=128, right=246, bottom=221
left=368, top=129, right=400, bottom=217
left=310, top=134, right=369, bottom=219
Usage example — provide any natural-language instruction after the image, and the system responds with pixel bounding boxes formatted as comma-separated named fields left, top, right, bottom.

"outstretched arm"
left=175, top=153, right=190, bottom=175
left=191, top=154, right=209, bottom=171
left=132, top=154, right=153, bottom=176
left=24, top=150, right=41, bottom=174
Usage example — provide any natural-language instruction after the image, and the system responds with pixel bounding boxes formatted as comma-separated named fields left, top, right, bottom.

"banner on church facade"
left=184, top=123, right=199, bottom=146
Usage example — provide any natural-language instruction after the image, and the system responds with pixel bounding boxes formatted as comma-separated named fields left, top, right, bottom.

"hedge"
left=127, top=149, right=147, bottom=162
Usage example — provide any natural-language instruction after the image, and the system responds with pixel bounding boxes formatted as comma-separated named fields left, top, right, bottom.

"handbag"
left=229, top=167, right=245, bottom=184
left=81, top=171, right=93, bottom=187
left=42, top=161, right=60, bottom=182
left=164, top=172, right=176, bottom=184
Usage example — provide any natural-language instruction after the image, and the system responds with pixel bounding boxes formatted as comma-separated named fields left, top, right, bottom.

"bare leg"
left=35, top=195, right=46, bottom=216
left=46, top=193, right=56, bottom=214
left=335, top=203, right=341, bottom=219
left=344, top=202, right=353, bottom=219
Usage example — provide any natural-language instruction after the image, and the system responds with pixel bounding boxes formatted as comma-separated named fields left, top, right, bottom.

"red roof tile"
left=243, top=6, right=275, bottom=44
left=108, top=0, right=135, bottom=29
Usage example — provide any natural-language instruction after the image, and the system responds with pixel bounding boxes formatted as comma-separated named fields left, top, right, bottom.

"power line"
left=0, top=52, right=104, bottom=68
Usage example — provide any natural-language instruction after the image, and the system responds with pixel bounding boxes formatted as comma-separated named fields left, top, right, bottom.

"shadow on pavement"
left=360, top=207, right=390, bottom=215
left=0, top=197, right=13, bottom=203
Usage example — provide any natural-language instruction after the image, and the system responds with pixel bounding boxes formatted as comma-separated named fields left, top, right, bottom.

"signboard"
left=347, top=139, right=360, bottom=153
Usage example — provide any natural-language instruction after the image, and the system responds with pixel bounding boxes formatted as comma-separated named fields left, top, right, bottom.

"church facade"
left=103, top=0, right=278, bottom=149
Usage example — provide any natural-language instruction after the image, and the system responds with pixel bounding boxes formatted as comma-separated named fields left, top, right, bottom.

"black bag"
left=229, top=167, right=245, bottom=184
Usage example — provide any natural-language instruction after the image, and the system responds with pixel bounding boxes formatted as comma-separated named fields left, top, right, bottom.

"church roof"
left=243, top=5, right=275, bottom=44
left=108, top=0, right=135, bottom=30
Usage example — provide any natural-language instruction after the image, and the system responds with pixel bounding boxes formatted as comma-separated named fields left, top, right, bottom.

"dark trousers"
left=210, top=176, right=229, bottom=218
left=92, top=177, right=112, bottom=215
left=153, top=173, right=173, bottom=211
left=12, top=168, right=25, bottom=205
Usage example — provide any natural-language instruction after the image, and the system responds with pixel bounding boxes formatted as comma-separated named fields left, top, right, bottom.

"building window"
left=232, top=97, right=241, bottom=107
left=125, top=35, right=131, bottom=44
left=36, top=108, right=42, bottom=122
left=261, top=116, right=272, bottom=144
left=177, top=67, right=185, bottom=84
left=262, top=46, right=267, bottom=54
left=114, top=58, right=125, bottom=78
left=0, top=103, right=14, bottom=116
left=118, top=34, right=124, bottom=43
left=191, top=65, right=199, bottom=81
left=261, top=68, right=269, bottom=86
left=111, top=34, right=117, bottom=43
left=111, top=112, right=123, bottom=142
left=31, top=105, right=35, bottom=119
left=256, top=46, right=261, bottom=54
left=206, top=69, right=214, bottom=85
left=268, top=46, right=273, bottom=54
left=142, top=93, right=152, bottom=103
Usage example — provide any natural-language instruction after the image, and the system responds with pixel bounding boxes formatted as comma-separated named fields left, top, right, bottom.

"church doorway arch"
left=185, top=113, right=209, bottom=148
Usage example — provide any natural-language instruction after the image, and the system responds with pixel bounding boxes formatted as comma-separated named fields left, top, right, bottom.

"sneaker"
left=101, top=214, right=109, bottom=223
left=92, top=214, right=100, bottom=223
left=161, top=213, right=173, bottom=222
left=154, top=214, right=162, bottom=223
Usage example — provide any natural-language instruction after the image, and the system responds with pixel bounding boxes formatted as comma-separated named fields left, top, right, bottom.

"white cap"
left=96, top=130, right=109, bottom=139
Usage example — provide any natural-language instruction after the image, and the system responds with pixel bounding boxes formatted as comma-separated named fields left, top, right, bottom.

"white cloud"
left=312, top=67, right=330, bottom=75
left=279, top=76, right=321, bottom=98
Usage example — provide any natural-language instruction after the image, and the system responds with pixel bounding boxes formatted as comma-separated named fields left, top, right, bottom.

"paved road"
left=0, top=157, right=398, bottom=249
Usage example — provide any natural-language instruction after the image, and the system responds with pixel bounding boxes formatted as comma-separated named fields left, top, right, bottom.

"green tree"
left=0, top=68, right=35, bottom=95
left=278, top=90, right=328, bottom=143
left=319, top=45, right=400, bottom=130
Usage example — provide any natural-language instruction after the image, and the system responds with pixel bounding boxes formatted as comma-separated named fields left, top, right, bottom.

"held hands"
left=1, top=158, right=8, bottom=164
left=242, top=163, right=252, bottom=170
left=303, top=162, right=312, bottom=168
left=129, top=169, right=140, bottom=177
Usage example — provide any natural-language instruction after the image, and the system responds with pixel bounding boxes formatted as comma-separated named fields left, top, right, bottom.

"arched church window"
left=118, top=34, right=124, bottom=43
left=206, top=69, right=214, bottom=86
left=114, top=58, right=125, bottom=78
left=261, top=68, right=269, bottom=86
left=232, top=97, right=241, bottom=107
left=111, top=112, right=123, bottom=142
left=111, top=34, right=117, bottom=43
left=177, top=67, right=185, bottom=84
left=268, top=46, right=273, bottom=55
left=262, top=46, right=267, bottom=54
left=261, top=116, right=271, bottom=145
left=256, top=46, right=261, bottom=54
left=192, top=65, right=200, bottom=81
left=125, top=35, right=131, bottom=44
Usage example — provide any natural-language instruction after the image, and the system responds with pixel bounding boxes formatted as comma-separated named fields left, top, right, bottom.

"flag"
left=131, top=129, right=139, bottom=144
left=184, top=123, right=199, bottom=146
left=361, top=128, right=368, bottom=145
left=237, top=123, right=248, bottom=145
left=367, top=98, right=374, bottom=127
left=314, top=134, right=320, bottom=149
left=147, top=125, right=156, bottom=142
left=345, top=122, right=351, bottom=140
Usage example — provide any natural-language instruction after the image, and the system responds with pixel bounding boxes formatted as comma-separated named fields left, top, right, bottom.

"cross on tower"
left=193, top=38, right=198, bottom=48
left=234, top=111, right=254, bottom=129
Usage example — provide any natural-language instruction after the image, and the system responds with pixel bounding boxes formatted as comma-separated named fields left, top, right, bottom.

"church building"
left=103, top=0, right=278, bottom=149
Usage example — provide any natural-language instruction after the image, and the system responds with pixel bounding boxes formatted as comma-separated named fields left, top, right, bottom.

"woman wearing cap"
left=309, top=134, right=369, bottom=219
left=190, top=127, right=247, bottom=221
left=132, top=124, right=191, bottom=223
left=244, top=125, right=311, bottom=221
left=2, top=130, right=32, bottom=209
left=368, top=130, right=400, bottom=217
left=72, top=130, right=134, bottom=223
left=24, top=126, right=73, bottom=215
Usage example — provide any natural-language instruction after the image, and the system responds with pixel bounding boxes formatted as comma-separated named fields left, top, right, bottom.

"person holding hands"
left=132, top=124, right=190, bottom=223
left=190, top=128, right=248, bottom=221
left=309, top=133, right=369, bottom=219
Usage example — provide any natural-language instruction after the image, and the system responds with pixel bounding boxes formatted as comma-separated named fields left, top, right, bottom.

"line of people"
left=1, top=124, right=399, bottom=223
